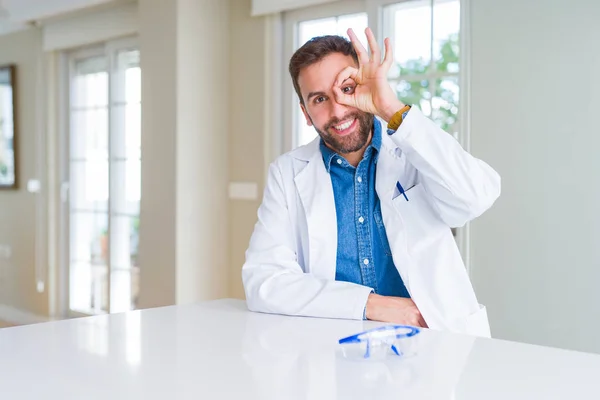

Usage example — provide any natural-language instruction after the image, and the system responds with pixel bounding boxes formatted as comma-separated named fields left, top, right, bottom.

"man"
left=242, top=28, right=500, bottom=337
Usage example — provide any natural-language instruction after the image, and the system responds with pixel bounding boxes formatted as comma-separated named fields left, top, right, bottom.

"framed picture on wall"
left=0, top=64, right=17, bottom=189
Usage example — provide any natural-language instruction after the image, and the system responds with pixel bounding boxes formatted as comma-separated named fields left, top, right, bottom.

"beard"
left=312, top=111, right=374, bottom=154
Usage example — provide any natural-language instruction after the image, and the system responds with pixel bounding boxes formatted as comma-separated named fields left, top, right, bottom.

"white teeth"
left=334, top=119, right=354, bottom=131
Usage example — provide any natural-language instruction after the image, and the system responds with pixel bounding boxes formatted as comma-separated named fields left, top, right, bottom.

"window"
left=66, top=38, right=141, bottom=315
left=383, top=0, right=460, bottom=137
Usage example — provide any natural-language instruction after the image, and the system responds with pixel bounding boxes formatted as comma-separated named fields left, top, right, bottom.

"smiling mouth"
left=331, top=118, right=357, bottom=135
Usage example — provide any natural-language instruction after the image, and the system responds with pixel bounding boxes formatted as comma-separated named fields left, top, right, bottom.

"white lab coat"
left=242, top=107, right=500, bottom=337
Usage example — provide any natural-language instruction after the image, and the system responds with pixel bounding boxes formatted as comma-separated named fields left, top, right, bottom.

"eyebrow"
left=306, top=91, right=327, bottom=102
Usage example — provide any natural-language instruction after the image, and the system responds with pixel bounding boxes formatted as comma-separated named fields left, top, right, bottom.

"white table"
left=1, top=299, right=599, bottom=399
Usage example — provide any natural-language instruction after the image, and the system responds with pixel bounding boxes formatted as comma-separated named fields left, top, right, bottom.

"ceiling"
left=0, top=0, right=130, bottom=35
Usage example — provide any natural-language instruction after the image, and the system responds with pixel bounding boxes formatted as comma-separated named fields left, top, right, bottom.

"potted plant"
left=99, top=228, right=108, bottom=263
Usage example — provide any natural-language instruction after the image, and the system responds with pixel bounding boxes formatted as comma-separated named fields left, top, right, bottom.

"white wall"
left=42, top=1, right=138, bottom=51
left=137, top=0, right=230, bottom=308
left=0, top=28, right=48, bottom=318
left=469, top=0, right=600, bottom=353
left=175, top=0, right=230, bottom=304
left=228, top=0, right=267, bottom=299
left=137, top=0, right=178, bottom=307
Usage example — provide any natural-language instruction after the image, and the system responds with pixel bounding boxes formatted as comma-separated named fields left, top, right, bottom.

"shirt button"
left=337, top=158, right=342, bottom=165
left=357, top=176, right=362, bottom=183
left=358, top=216, right=364, bottom=223
left=363, top=258, right=369, bottom=265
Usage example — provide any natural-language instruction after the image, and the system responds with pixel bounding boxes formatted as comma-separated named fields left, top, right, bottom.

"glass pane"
left=433, top=0, right=460, bottom=73
left=393, top=79, right=432, bottom=117
left=70, top=211, right=108, bottom=264
left=125, top=66, right=141, bottom=104
left=70, top=262, right=108, bottom=314
left=110, top=215, right=139, bottom=270
left=74, top=55, right=108, bottom=76
left=299, top=17, right=336, bottom=43
left=298, top=13, right=368, bottom=49
left=72, top=57, right=108, bottom=108
left=113, top=49, right=141, bottom=104
left=384, top=1, right=432, bottom=79
left=69, top=160, right=108, bottom=211
left=70, top=160, right=109, bottom=211
left=118, top=49, right=140, bottom=70
left=110, top=214, right=139, bottom=313
left=111, top=103, right=141, bottom=160
left=298, top=118, right=318, bottom=148
left=69, top=211, right=109, bottom=314
left=70, top=108, right=108, bottom=160
left=69, top=261, right=91, bottom=311
left=336, top=14, right=368, bottom=47
left=432, top=77, right=459, bottom=136
left=110, top=270, right=138, bottom=313
left=111, top=159, right=141, bottom=215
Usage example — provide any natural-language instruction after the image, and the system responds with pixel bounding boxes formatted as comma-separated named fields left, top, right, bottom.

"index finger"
left=347, top=28, right=369, bottom=64
left=334, top=65, right=359, bottom=87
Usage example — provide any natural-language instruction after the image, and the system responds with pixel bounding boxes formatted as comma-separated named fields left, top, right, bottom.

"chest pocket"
left=391, top=183, right=447, bottom=253
left=373, top=201, right=393, bottom=256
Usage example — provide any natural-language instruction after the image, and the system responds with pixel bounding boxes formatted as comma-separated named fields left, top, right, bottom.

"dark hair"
left=289, top=35, right=358, bottom=104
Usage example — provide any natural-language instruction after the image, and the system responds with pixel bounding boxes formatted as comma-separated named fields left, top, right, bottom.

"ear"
left=300, top=103, right=313, bottom=126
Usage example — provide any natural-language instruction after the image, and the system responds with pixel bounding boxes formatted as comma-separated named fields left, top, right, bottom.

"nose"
left=329, top=98, right=349, bottom=121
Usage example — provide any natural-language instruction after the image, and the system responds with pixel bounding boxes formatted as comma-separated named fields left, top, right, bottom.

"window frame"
left=59, top=36, right=140, bottom=318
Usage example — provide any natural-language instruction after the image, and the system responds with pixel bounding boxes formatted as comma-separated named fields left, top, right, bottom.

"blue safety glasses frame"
left=338, top=325, right=421, bottom=360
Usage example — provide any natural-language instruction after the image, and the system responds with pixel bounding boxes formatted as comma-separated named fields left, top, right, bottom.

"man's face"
left=297, top=53, right=373, bottom=154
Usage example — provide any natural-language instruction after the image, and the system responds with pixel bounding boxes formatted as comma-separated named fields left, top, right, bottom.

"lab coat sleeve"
left=389, top=107, right=501, bottom=227
left=242, top=162, right=373, bottom=320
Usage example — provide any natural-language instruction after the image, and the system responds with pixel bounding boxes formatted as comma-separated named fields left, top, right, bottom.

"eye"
left=314, top=96, right=326, bottom=104
left=342, top=85, right=355, bottom=94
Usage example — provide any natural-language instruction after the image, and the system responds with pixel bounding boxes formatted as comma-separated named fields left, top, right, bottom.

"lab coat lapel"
left=375, top=139, right=413, bottom=288
left=294, top=150, right=338, bottom=280
left=375, top=139, right=404, bottom=200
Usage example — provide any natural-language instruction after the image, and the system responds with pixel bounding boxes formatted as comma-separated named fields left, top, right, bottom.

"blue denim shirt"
left=320, top=119, right=410, bottom=300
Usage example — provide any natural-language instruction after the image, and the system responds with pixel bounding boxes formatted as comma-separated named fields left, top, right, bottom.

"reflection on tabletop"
left=241, top=309, right=474, bottom=400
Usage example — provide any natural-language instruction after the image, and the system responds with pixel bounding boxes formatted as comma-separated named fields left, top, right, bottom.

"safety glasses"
left=338, top=325, right=421, bottom=360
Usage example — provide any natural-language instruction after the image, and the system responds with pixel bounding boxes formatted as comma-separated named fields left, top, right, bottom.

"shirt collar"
left=320, top=118, right=382, bottom=173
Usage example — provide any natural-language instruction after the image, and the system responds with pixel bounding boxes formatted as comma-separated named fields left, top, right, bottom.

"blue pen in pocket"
left=396, top=181, right=409, bottom=201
